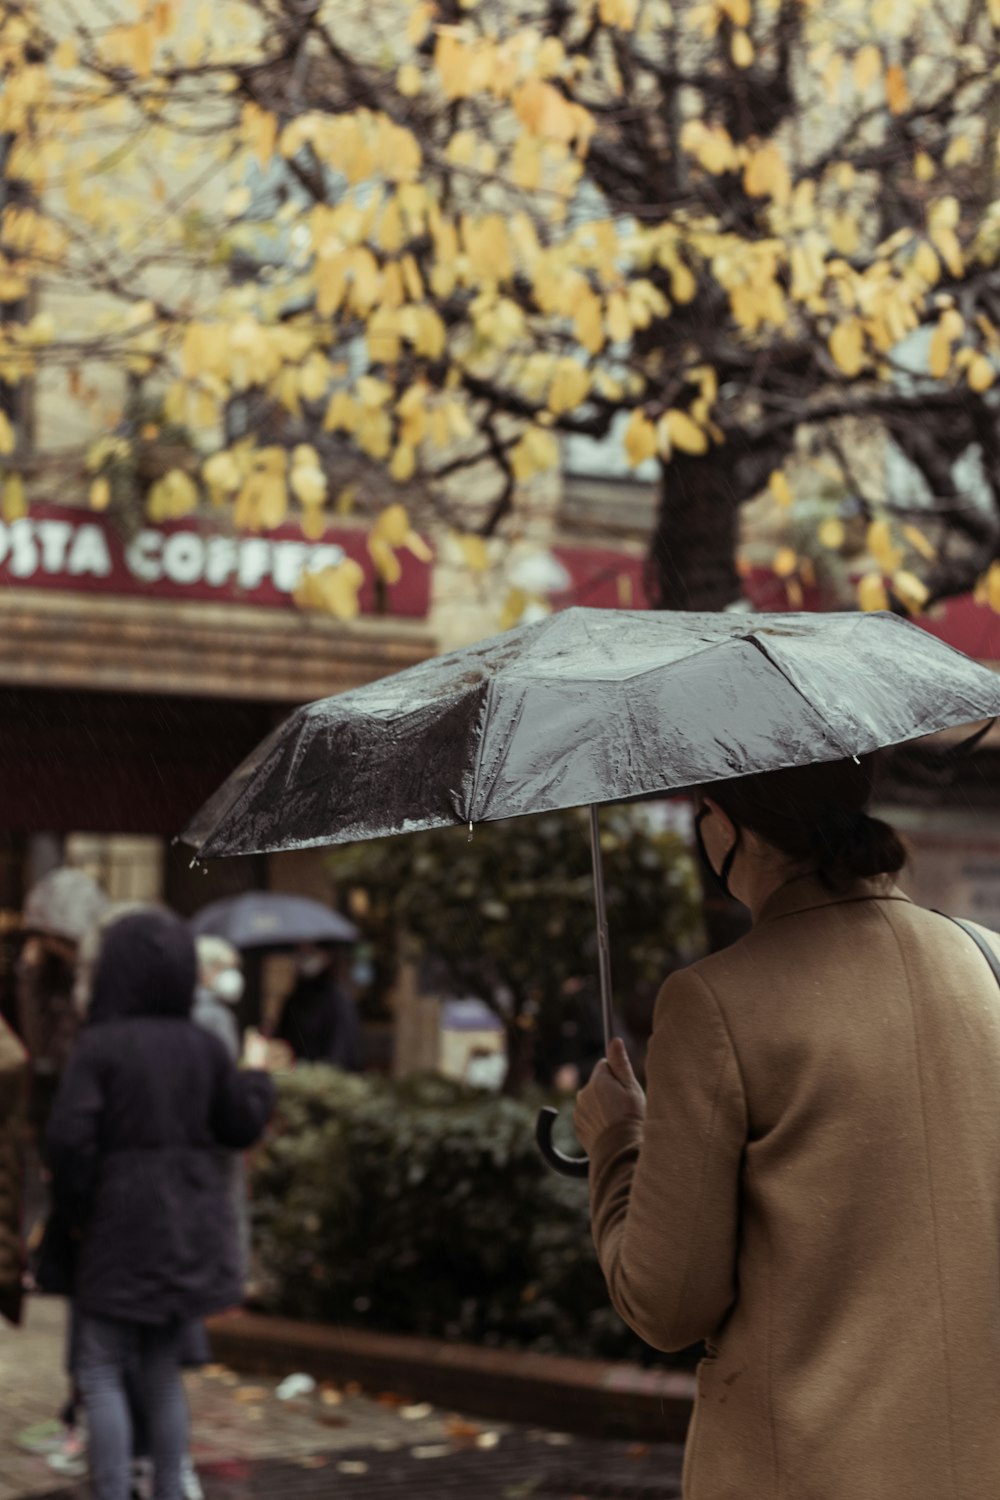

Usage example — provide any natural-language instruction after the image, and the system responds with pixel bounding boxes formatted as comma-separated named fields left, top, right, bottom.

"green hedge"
left=250, top=1067, right=685, bottom=1364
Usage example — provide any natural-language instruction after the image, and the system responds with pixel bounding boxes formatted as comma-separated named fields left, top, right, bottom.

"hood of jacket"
left=88, top=909, right=197, bottom=1024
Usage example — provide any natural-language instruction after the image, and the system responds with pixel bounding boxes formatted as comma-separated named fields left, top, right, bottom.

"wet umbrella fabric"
left=184, top=607, right=1000, bottom=860
left=189, top=892, right=359, bottom=948
left=183, top=606, right=1000, bottom=1176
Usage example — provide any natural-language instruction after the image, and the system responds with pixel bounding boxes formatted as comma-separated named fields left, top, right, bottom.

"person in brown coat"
left=574, top=754, right=1000, bottom=1500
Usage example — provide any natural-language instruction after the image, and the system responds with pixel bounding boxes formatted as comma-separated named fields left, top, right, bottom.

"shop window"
left=64, top=834, right=165, bottom=905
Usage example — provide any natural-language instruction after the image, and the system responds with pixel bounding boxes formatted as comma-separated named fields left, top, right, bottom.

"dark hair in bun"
left=705, top=754, right=906, bottom=890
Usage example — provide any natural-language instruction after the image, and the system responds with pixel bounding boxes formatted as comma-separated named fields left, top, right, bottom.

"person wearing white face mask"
left=192, top=937, right=244, bottom=1064
left=191, top=937, right=252, bottom=1302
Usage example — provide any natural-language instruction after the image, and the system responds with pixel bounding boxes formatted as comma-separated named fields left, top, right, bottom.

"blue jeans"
left=76, top=1313, right=188, bottom=1500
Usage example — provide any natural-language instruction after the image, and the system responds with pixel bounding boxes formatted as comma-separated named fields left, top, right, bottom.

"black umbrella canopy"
left=184, top=607, right=1000, bottom=860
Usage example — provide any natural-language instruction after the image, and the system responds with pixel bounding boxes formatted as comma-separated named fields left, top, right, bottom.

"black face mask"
left=694, top=805, right=738, bottom=899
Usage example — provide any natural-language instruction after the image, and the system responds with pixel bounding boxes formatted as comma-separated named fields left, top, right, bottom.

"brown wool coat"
left=590, top=876, right=1000, bottom=1499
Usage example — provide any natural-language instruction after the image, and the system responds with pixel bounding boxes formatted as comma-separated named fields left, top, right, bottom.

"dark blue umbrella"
left=189, top=892, right=359, bottom=949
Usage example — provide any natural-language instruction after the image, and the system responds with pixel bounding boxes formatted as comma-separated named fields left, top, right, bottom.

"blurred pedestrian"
left=575, top=754, right=1000, bottom=1498
left=46, top=908, right=274, bottom=1500
left=193, top=936, right=249, bottom=1288
left=192, top=936, right=243, bottom=1061
left=0, top=1010, right=27, bottom=1328
left=17, top=868, right=107, bottom=1137
left=275, top=943, right=362, bottom=1069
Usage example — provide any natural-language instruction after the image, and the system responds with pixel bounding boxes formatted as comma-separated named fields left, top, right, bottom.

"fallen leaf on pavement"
left=336, top=1460, right=369, bottom=1475
left=344, top=1381, right=362, bottom=1397
left=377, top=1391, right=407, bottom=1407
left=401, top=1402, right=433, bottom=1421
left=476, top=1433, right=501, bottom=1450
left=412, top=1444, right=451, bottom=1459
left=276, top=1374, right=317, bottom=1401
left=233, top=1387, right=269, bottom=1403
left=320, top=1385, right=343, bottom=1406
left=298, top=1455, right=330, bottom=1470
left=445, top=1418, right=482, bottom=1445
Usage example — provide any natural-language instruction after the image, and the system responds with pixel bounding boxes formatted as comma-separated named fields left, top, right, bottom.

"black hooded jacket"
left=46, top=910, right=274, bottom=1324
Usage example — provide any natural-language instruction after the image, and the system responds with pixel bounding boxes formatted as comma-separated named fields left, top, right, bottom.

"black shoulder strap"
left=935, top=912, right=1000, bottom=988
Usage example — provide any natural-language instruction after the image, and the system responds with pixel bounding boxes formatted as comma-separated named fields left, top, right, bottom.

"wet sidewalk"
left=0, top=1299, right=685, bottom=1499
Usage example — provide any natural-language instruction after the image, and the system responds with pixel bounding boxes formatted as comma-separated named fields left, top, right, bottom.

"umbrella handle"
left=535, top=1106, right=589, bottom=1178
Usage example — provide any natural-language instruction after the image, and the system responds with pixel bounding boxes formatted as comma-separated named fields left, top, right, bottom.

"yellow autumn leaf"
left=289, top=460, right=327, bottom=508
left=605, top=292, right=632, bottom=344
left=912, top=241, right=939, bottom=286
left=743, top=143, right=791, bottom=204
left=769, top=470, right=793, bottom=507
left=624, top=409, right=657, bottom=467
left=892, top=569, right=929, bottom=614
left=885, top=64, right=909, bottom=115
left=574, top=292, right=605, bottom=355
left=407, top=1, right=434, bottom=46
left=457, top=533, right=490, bottom=572
left=827, top=213, right=860, bottom=256
left=670, top=261, right=697, bottom=305
left=731, top=30, right=754, bottom=67
left=1, top=475, right=25, bottom=522
left=0, top=412, right=15, bottom=457
left=771, top=547, right=797, bottom=579
left=867, top=519, right=902, bottom=571
left=547, top=358, right=590, bottom=415
left=853, top=45, right=882, bottom=92
left=404, top=530, right=433, bottom=563
left=968, top=355, right=995, bottom=393
left=89, top=476, right=111, bottom=511
left=902, top=524, right=936, bottom=561
left=368, top=533, right=402, bottom=585
left=928, top=325, right=953, bottom=379
left=857, top=572, right=889, bottom=612
left=829, top=319, right=865, bottom=377
left=54, top=37, right=78, bottom=69
left=397, top=63, right=422, bottom=98
left=662, top=409, right=709, bottom=455
left=500, top=587, right=528, bottom=631
left=914, top=151, right=936, bottom=183
left=295, top=559, right=364, bottom=621
left=818, top=518, right=846, bottom=550
left=373, top=503, right=411, bottom=547
left=389, top=443, right=416, bottom=483
left=987, top=561, right=1000, bottom=614
left=944, top=136, right=973, bottom=170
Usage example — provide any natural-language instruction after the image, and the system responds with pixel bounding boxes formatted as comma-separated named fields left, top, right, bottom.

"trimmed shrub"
left=250, top=1066, right=677, bottom=1363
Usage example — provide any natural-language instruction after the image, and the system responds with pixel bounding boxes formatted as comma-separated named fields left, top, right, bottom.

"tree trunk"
left=646, top=453, right=744, bottom=611
left=647, top=455, right=752, bottom=951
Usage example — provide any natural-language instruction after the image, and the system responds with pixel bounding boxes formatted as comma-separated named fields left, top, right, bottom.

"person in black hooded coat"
left=45, top=909, right=274, bottom=1500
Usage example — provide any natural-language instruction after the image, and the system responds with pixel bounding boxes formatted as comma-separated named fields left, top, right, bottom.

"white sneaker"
left=131, top=1457, right=153, bottom=1500
left=181, top=1457, right=204, bottom=1500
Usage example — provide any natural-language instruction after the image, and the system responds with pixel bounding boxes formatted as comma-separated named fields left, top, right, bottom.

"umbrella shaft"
left=589, top=805, right=614, bottom=1053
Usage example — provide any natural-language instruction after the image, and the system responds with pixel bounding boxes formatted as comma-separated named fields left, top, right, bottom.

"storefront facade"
left=0, top=503, right=436, bottom=1028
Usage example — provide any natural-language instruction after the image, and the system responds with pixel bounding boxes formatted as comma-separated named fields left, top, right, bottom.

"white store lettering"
left=1, top=512, right=365, bottom=599
left=125, top=531, right=163, bottom=583
left=67, top=524, right=112, bottom=578
left=161, top=532, right=205, bottom=585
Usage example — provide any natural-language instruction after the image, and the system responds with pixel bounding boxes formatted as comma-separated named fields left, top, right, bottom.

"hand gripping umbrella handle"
left=535, top=806, right=613, bottom=1181
left=535, top=1106, right=589, bottom=1177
